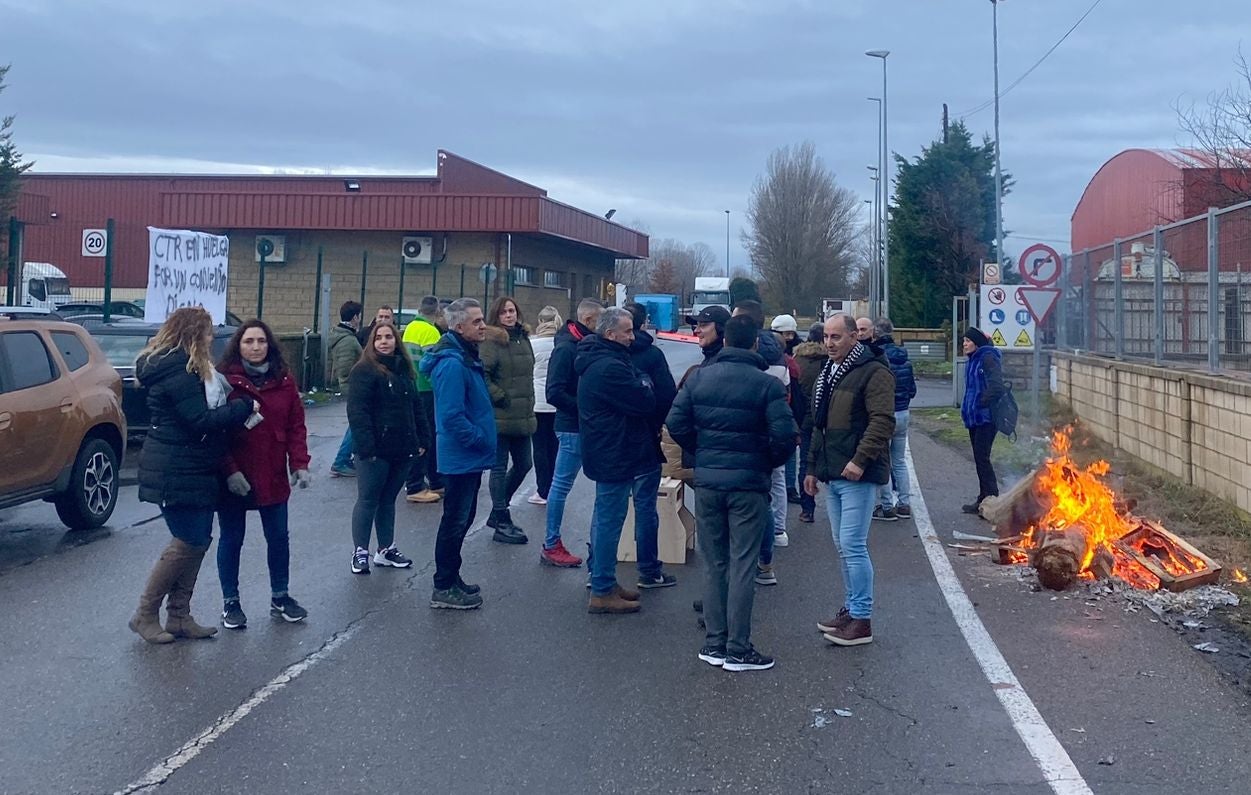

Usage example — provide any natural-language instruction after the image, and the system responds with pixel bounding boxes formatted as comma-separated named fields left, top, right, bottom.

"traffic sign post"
left=1019, top=243, right=1062, bottom=287
left=82, top=228, right=108, bottom=257
left=1017, top=243, right=1064, bottom=425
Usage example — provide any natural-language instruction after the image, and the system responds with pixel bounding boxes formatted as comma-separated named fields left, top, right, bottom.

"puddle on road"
left=0, top=519, right=115, bottom=575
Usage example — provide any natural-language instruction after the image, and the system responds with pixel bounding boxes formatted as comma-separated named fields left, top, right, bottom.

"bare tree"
left=743, top=142, right=860, bottom=315
left=1177, top=49, right=1251, bottom=209
left=623, top=238, right=714, bottom=305
left=614, top=218, right=653, bottom=291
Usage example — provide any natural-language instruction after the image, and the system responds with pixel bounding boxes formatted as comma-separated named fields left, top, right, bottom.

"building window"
left=583, top=273, right=595, bottom=299
left=512, top=266, right=535, bottom=286
left=544, top=270, right=567, bottom=289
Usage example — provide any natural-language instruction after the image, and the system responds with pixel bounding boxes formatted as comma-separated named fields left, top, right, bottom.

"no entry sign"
left=1019, top=243, right=1062, bottom=288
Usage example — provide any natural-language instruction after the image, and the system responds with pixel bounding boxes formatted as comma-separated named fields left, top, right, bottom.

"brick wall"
left=1054, top=351, right=1251, bottom=515
left=226, top=230, right=616, bottom=333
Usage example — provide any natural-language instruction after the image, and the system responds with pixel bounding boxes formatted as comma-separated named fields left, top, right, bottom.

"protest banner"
left=144, top=227, right=230, bottom=324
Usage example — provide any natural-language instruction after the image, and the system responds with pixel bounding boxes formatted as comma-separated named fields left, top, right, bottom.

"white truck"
left=19, top=263, right=73, bottom=311
left=690, top=277, right=731, bottom=316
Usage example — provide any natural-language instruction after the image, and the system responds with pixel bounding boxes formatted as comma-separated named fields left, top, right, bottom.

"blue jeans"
left=824, top=479, right=877, bottom=619
left=162, top=505, right=214, bottom=548
left=879, top=409, right=911, bottom=508
left=544, top=432, right=583, bottom=549
left=333, top=428, right=354, bottom=470
left=589, top=467, right=662, bottom=595
left=217, top=500, right=290, bottom=601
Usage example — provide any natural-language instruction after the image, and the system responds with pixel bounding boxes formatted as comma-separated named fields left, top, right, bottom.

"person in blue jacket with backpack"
left=872, top=318, right=917, bottom=521
left=960, top=327, right=1006, bottom=515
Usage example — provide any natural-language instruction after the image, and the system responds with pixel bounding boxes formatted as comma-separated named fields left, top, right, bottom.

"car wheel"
left=54, top=438, right=119, bottom=530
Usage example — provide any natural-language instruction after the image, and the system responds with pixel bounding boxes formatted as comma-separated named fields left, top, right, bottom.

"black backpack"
left=992, top=384, right=1019, bottom=441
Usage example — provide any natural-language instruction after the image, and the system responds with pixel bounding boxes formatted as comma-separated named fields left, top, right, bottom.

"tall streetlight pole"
left=991, top=1, right=1005, bottom=274
left=866, top=50, right=890, bottom=317
left=867, top=96, right=883, bottom=316
left=868, top=167, right=880, bottom=316
left=724, top=209, right=731, bottom=278
left=864, top=197, right=876, bottom=313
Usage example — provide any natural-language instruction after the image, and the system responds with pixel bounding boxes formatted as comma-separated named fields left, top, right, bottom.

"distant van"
left=21, top=263, right=73, bottom=311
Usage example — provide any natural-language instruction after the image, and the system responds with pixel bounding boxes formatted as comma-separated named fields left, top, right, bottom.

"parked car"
left=57, top=301, right=146, bottom=320
left=86, top=320, right=238, bottom=436
left=0, top=307, right=127, bottom=529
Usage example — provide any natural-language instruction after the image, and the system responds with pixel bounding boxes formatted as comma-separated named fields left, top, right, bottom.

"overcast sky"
left=1, top=0, right=1245, bottom=267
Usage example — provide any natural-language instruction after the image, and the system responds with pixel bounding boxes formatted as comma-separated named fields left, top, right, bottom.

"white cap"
left=770, top=313, right=798, bottom=333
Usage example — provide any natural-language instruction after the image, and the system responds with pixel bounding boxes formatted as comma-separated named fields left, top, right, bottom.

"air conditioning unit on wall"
left=403, top=236, right=434, bottom=265
left=255, top=235, right=287, bottom=263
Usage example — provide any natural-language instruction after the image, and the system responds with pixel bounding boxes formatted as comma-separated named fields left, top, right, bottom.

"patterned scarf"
left=813, top=342, right=867, bottom=430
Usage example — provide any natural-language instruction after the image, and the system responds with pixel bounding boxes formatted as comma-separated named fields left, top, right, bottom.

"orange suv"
left=0, top=308, right=127, bottom=528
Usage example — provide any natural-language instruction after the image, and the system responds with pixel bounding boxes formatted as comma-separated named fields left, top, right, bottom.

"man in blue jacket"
left=576, top=307, right=667, bottom=614
left=872, top=318, right=918, bottom=521
left=419, top=298, right=496, bottom=610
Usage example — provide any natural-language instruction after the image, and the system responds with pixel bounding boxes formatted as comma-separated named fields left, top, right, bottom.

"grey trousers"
left=696, top=488, right=770, bottom=657
left=352, top=456, right=408, bottom=551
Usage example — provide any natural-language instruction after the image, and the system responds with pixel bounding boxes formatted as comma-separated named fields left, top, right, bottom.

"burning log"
left=1031, top=525, right=1093, bottom=591
left=981, top=470, right=1049, bottom=537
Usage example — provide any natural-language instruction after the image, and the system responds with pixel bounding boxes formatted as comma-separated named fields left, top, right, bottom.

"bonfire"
left=984, top=429, right=1231, bottom=593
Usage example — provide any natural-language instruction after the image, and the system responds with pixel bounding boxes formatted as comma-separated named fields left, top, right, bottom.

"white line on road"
left=112, top=623, right=361, bottom=795
left=905, top=442, right=1093, bottom=795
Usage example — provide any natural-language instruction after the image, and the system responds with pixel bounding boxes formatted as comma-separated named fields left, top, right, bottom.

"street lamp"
left=866, top=50, right=890, bottom=317
left=867, top=97, right=883, bottom=317
left=724, top=209, right=731, bottom=278
left=990, top=0, right=1006, bottom=274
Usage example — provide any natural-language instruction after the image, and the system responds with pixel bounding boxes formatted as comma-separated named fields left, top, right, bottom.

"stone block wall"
left=1053, top=351, right=1251, bottom=515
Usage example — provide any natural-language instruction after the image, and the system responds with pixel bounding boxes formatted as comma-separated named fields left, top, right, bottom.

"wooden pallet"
left=1112, top=519, right=1222, bottom=592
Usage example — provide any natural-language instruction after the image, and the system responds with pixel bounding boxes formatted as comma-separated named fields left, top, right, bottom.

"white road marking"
left=113, top=624, right=361, bottom=795
left=905, top=441, right=1093, bottom=795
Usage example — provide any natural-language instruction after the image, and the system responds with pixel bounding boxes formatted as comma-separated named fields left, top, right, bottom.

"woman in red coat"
left=215, top=320, right=312, bottom=629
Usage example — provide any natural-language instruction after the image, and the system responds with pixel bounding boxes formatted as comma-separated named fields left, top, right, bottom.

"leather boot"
left=129, top=540, right=179, bottom=644
left=164, top=539, right=218, bottom=639
left=588, top=592, right=641, bottom=614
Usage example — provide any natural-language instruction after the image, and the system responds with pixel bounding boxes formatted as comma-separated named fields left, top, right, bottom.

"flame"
left=1233, top=568, right=1248, bottom=584
left=1012, top=428, right=1207, bottom=590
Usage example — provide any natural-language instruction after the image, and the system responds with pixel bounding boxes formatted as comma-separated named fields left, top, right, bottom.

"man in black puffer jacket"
left=872, top=317, right=917, bottom=522
left=666, top=316, right=797, bottom=672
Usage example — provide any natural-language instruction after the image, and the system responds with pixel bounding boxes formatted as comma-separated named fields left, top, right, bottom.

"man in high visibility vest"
left=403, top=295, right=446, bottom=502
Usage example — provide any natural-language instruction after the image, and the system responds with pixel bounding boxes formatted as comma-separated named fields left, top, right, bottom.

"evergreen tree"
left=889, top=122, right=1007, bottom=327
left=1, top=64, right=34, bottom=266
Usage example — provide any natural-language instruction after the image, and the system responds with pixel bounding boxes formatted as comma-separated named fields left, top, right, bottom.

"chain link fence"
left=1060, top=199, right=1251, bottom=374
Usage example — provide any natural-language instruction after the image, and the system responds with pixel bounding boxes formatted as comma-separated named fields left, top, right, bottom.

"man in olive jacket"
left=328, top=300, right=364, bottom=477
left=667, top=315, right=797, bottom=672
left=804, top=314, right=895, bottom=649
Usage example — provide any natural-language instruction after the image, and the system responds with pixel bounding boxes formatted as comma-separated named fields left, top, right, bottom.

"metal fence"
left=1059, top=199, right=1251, bottom=374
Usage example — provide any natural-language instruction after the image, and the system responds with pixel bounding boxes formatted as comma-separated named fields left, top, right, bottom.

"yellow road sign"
left=990, top=329, right=1007, bottom=346
left=1014, top=329, right=1032, bottom=347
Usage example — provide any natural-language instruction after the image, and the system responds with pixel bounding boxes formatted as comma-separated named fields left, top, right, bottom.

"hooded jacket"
left=137, top=350, right=252, bottom=508
left=420, top=332, right=497, bottom=474
left=665, top=347, right=797, bottom=493
left=574, top=334, right=657, bottom=483
left=792, top=340, right=827, bottom=433
left=220, top=361, right=310, bottom=507
left=346, top=353, right=431, bottom=461
left=481, top=323, right=537, bottom=436
left=547, top=319, right=593, bottom=433
left=327, top=323, right=363, bottom=398
left=807, top=344, right=896, bottom=486
left=628, top=330, right=678, bottom=439
left=962, top=344, right=1005, bottom=428
left=876, top=334, right=918, bottom=413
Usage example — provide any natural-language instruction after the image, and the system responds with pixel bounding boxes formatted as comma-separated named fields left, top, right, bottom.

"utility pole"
left=724, top=209, right=731, bottom=278
left=866, top=50, right=891, bottom=317
left=991, top=0, right=1006, bottom=275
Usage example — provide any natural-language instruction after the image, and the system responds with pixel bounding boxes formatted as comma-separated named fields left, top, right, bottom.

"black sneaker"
left=221, top=601, right=247, bottom=629
left=373, top=545, right=413, bottom=568
left=698, top=646, right=727, bottom=667
left=872, top=506, right=899, bottom=522
left=638, top=572, right=677, bottom=589
left=270, top=595, right=308, bottom=623
left=723, top=648, right=775, bottom=672
left=787, top=488, right=802, bottom=505
left=430, top=586, right=483, bottom=610
left=351, top=547, right=370, bottom=575
left=456, top=577, right=481, bottom=596
left=961, top=503, right=982, bottom=515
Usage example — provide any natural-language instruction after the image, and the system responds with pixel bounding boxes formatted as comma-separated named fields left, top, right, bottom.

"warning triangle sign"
left=990, top=329, right=1007, bottom=346
left=1015, top=329, right=1033, bottom=347
left=1018, top=287, right=1061, bottom=325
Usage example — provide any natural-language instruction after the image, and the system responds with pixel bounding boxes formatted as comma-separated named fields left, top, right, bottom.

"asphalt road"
left=1, top=337, right=1247, bottom=794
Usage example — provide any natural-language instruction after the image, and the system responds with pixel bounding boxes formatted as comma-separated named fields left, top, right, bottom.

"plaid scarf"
left=813, top=342, right=867, bottom=430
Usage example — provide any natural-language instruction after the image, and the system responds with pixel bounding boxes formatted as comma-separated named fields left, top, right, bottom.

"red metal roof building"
left=12, top=151, right=647, bottom=329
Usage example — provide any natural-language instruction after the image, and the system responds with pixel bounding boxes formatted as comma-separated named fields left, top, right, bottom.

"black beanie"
left=964, top=327, right=991, bottom=348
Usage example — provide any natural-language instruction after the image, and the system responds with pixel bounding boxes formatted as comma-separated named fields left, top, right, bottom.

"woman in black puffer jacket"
left=131, top=307, right=255, bottom=644
left=346, top=322, right=431, bottom=575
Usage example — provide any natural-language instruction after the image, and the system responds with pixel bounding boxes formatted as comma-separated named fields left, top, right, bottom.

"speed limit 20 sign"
left=82, top=228, right=108, bottom=258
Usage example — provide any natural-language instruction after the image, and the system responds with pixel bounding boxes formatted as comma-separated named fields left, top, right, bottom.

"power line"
left=956, top=0, right=1105, bottom=118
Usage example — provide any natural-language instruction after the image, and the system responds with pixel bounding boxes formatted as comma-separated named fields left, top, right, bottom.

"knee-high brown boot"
left=164, top=539, right=218, bottom=639
left=129, top=540, right=180, bottom=644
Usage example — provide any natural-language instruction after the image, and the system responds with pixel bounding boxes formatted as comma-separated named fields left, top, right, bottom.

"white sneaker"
left=527, top=493, right=547, bottom=505
left=773, top=530, right=789, bottom=547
